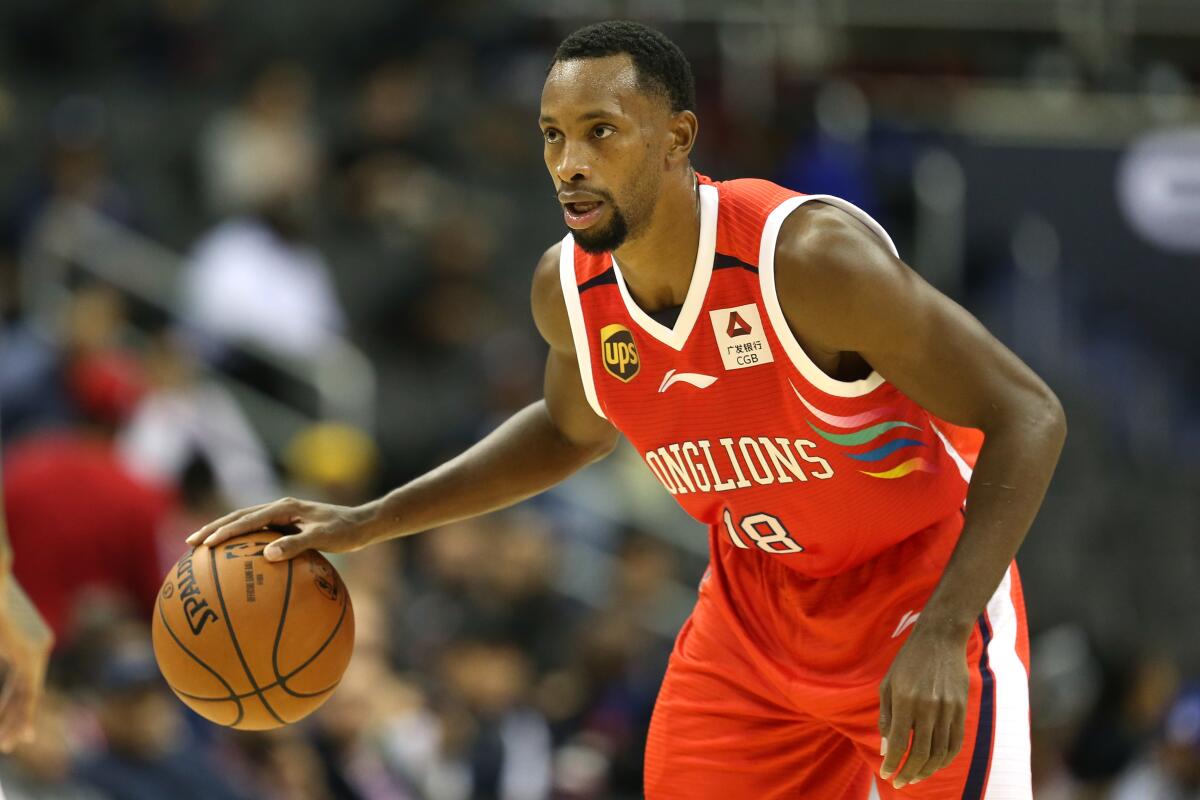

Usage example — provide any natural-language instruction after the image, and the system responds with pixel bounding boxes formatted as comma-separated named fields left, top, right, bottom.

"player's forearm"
left=915, top=393, right=1066, bottom=642
left=358, top=400, right=613, bottom=543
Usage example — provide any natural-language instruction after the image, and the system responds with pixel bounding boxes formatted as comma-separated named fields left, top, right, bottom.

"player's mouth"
left=563, top=200, right=606, bottom=229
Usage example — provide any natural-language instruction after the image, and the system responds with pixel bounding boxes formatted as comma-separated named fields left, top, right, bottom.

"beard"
left=568, top=154, right=661, bottom=254
left=573, top=204, right=631, bottom=254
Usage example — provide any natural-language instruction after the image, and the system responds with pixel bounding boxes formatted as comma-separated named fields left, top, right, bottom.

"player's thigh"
left=644, top=617, right=872, bottom=800
left=837, top=567, right=1032, bottom=800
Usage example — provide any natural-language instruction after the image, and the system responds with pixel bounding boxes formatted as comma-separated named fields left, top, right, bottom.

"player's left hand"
left=878, top=627, right=970, bottom=790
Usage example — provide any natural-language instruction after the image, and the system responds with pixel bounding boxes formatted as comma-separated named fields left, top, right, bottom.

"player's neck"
left=612, top=170, right=700, bottom=312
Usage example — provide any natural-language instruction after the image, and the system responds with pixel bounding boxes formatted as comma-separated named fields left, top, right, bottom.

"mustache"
left=555, top=188, right=614, bottom=203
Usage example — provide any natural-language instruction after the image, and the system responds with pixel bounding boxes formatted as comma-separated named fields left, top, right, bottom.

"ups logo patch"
left=600, top=323, right=640, bottom=382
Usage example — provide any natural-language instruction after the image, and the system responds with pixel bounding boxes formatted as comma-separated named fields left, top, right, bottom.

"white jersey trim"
left=930, top=418, right=974, bottom=485
left=759, top=194, right=899, bottom=398
left=611, top=183, right=719, bottom=352
left=983, top=567, right=1033, bottom=799
left=558, top=235, right=607, bottom=420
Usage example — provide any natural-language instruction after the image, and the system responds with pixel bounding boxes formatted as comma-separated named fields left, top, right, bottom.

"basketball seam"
left=172, top=681, right=339, bottom=703
left=156, top=599, right=246, bottom=727
left=271, top=557, right=351, bottom=698
left=208, top=547, right=287, bottom=726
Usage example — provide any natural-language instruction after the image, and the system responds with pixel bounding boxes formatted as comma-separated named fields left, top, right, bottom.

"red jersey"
left=560, top=176, right=971, bottom=578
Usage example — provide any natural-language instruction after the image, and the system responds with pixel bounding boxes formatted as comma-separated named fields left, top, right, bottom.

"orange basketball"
left=151, top=533, right=354, bottom=730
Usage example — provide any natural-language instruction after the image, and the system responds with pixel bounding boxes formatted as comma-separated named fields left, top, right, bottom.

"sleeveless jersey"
left=559, top=175, right=971, bottom=578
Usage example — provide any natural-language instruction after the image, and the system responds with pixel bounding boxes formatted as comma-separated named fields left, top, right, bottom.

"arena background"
left=1, top=1, right=1199, bottom=798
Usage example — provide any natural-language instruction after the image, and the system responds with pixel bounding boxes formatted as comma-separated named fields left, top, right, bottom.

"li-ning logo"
left=600, top=323, right=640, bottom=382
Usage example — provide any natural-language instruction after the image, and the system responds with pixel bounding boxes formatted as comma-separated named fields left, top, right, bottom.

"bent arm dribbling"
left=188, top=242, right=619, bottom=559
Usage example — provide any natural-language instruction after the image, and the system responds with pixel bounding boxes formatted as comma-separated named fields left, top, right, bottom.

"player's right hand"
left=185, top=498, right=377, bottom=561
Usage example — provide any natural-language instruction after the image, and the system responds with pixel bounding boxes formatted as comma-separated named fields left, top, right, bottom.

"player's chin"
left=572, top=220, right=623, bottom=254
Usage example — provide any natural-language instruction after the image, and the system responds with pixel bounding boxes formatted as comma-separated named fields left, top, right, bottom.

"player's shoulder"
left=703, top=175, right=802, bottom=265
left=713, top=176, right=800, bottom=208
left=777, top=200, right=895, bottom=275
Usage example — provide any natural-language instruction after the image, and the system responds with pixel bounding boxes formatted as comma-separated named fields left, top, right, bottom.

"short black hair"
left=551, top=21, right=696, bottom=114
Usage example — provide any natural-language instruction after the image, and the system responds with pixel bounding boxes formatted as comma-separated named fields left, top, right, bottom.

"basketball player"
left=191, top=21, right=1066, bottom=798
left=0, top=437, right=54, bottom=758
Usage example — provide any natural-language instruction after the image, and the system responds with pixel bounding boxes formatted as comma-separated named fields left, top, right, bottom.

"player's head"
left=542, top=21, right=698, bottom=253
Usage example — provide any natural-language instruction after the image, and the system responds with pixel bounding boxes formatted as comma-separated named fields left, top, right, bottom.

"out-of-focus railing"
left=19, top=201, right=377, bottom=452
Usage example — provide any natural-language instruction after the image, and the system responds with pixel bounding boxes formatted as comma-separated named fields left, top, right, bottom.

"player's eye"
left=593, top=125, right=615, bottom=139
left=543, top=128, right=561, bottom=144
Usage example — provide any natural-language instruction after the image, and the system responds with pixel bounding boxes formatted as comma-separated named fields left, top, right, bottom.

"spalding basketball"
left=151, top=533, right=354, bottom=729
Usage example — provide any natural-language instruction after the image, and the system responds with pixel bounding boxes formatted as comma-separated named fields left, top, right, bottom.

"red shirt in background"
left=2, top=433, right=174, bottom=641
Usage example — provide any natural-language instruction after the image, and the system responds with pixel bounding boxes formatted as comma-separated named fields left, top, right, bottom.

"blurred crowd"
left=1, top=1, right=1199, bottom=798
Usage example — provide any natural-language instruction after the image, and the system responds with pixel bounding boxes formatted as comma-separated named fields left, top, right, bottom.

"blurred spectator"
left=336, top=58, right=452, bottom=248
left=541, top=611, right=665, bottom=798
left=1, top=338, right=173, bottom=641
left=434, top=639, right=551, bottom=800
left=399, top=512, right=573, bottom=675
left=0, top=283, right=133, bottom=441
left=181, top=206, right=346, bottom=364
left=73, top=631, right=248, bottom=800
left=6, top=95, right=139, bottom=245
left=118, top=330, right=279, bottom=508
left=1065, top=648, right=1181, bottom=793
left=226, top=729, right=337, bottom=800
left=310, top=651, right=429, bottom=800
left=0, top=691, right=104, bottom=800
left=1028, top=625, right=1103, bottom=799
left=199, top=61, right=320, bottom=216
left=1112, top=685, right=1200, bottom=800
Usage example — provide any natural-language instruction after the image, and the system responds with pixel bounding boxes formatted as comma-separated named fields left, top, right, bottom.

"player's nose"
left=553, top=141, right=591, bottom=183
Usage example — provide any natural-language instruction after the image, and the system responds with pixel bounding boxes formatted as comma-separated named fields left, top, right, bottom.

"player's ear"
left=665, top=110, right=698, bottom=167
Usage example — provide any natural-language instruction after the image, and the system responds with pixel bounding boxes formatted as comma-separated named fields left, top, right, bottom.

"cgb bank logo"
left=600, top=323, right=640, bottom=382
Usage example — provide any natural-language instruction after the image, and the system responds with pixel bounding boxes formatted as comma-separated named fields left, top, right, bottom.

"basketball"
left=151, top=533, right=355, bottom=730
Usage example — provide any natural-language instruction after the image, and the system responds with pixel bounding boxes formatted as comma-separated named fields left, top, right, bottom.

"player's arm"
left=188, top=243, right=619, bottom=559
left=0, top=445, right=54, bottom=751
left=774, top=203, right=1066, bottom=789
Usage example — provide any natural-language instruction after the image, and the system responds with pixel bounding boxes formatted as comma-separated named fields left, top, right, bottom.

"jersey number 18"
left=722, top=509, right=804, bottom=554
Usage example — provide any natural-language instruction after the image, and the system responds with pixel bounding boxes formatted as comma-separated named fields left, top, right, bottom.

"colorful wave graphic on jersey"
left=790, top=383, right=937, bottom=479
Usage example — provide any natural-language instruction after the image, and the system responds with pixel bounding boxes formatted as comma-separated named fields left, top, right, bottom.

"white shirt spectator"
left=183, top=217, right=346, bottom=362
left=118, top=380, right=279, bottom=509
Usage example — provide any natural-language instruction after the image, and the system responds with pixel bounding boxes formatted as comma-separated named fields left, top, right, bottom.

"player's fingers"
left=0, top=669, right=23, bottom=752
left=263, top=529, right=321, bottom=561
left=942, top=698, right=968, bottom=770
left=878, top=681, right=892, bottom=757
left=893, top=707, right=935, bottom=789
left=2, top=675, right=36, bottom=750
left=914, top=707, right=952, bottom=782
left=880, top=701, right=912, bottom=780
left=202, top=501, right=304, bottom=548
left=186, top=504, right=269, bottom=545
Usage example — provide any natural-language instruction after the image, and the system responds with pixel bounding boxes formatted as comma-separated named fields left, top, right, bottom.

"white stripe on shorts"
left=982, top=567, right=1031, bottom=799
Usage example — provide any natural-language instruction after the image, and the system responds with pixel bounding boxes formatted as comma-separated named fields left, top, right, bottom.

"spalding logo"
left=175, top=549, right=219, bottom=635
left=600, top=323, right=640, bottom=382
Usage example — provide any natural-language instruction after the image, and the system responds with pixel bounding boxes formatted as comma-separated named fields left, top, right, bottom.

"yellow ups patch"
left=600, top=324, right=640, bottom=383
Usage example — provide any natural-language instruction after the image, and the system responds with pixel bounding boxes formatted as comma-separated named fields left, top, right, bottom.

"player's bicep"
left=778, top=207, right=1057, bottom=432
left=544, top=346, right=618, bottom=453
left=856, top=276, right=1050, bottom=432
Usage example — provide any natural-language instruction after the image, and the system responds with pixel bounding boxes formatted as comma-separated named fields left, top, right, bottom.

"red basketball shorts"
left=644, top=515, right=1032, bottom=799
